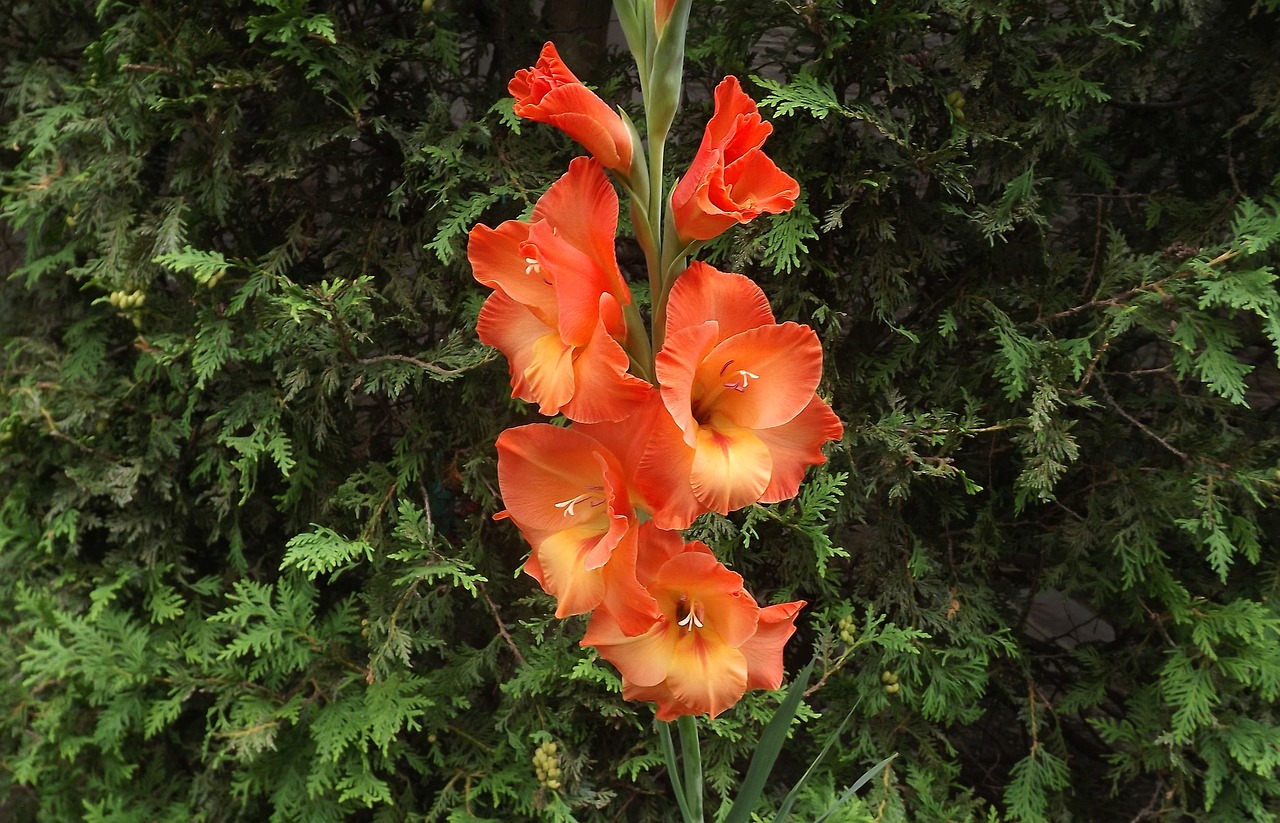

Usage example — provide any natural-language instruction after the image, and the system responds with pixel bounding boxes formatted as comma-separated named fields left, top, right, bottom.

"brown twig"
left=357, top=352, right=494, bottom=377
left=1096, top=376, right=1189, bottom=462
left=1040, top=248, right=1240, bottom=323
left=479, top=584, right=526, bottom=666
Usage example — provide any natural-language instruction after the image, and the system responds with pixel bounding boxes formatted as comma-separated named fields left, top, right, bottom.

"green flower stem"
left=677, top=715, right=704, bottom=822
left=658, top=720, right=695, bottom=823
left=621, top=299, right=655, bottom=383
left=644, top=126, right=669, bottom=355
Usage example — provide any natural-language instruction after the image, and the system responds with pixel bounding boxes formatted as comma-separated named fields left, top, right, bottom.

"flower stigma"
left=722, top=363, right=760, bottom=393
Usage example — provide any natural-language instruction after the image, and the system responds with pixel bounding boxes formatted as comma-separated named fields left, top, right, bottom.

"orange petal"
left=508, top=45, right=633, bottom=172
left=508, top=42, right=580, bottom=96
left=620, top=680, right=687, bottom=721
left=477, top=291, right=573, bottom=414
left=582, top=612, right=677, bottom=688
left=559, top=298, right=653, bottom=424
left=664, top=261, right=774, bottom=340
left=523, top=334, right=577, bottom=416
left=526, top=525, right=611, bottom=617
left=740, top=601, right=805, bottom=691
left=598, top=527, right=661, bottom=636
left=467, top=221, right=556, bottom=325
left=693, top=322, right=823, bottom=431
left=662, top=630, right=749, bottom=719
left=632, top=523, right=704, bottom=590
left=690, top=421, right=773, bottom=514
left=495, top=424, right=629, bottom=533
left=723, top=150, right=800, bottom=216
left=654, top=0, right=677, bottom=32
left=755, top=395, right=844, bottom=504
left=577, top=388, right=666, bottom=485
left=655, top=321, right=722, bottom=447
left=532, top=158, right=625, bottom=294
left=634, top=405, right=704, bottom=530
left=706, top=76, right=772, bottom=151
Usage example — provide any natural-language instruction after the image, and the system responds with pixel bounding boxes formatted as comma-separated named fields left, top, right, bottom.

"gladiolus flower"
left=638, top=262, right=843, bottom=528
left=496, top=424, right=654, bottom=633
left=582, top=527, right=804, bottom=720
left=670, top=76, right=800, bottom=242
left=510, top=42, right=636, bottom=175
left=469, top=158, right=650, bottom=423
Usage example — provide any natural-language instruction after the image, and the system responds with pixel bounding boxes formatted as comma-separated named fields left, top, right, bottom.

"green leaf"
left=723, top=658, right=815, bottom=823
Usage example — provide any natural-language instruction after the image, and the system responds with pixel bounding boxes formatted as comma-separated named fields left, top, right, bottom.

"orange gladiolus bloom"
left=509, top=42, right=636, bottom=174
left=639, top=262, right=843, bottom=528
left=670, top=76, right=800, bottom=242
left=496, top=424, right=654, bottom=634
left=469, top=158, right=650, bottom=423
left=582, top=526, right=805, bottom=720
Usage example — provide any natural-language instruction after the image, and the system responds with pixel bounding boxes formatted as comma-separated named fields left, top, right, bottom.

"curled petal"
left=755, top=395, right=844, bottom=504
left=477, top=292, right=574, bottom=415
left=525, top=524, right=613, bottom=618
left=740, top=601, right=805, bottom=691
left=560, top=299, right=652, bottom=424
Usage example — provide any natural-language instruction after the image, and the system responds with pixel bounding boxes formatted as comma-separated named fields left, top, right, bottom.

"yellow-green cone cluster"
left=108, top=289, right=146, bottom=311
left=837, top=614, right=856, bottom=645
left=533, top=741, right=561, bottom=791
left=881, top=670, right=900, bottom=696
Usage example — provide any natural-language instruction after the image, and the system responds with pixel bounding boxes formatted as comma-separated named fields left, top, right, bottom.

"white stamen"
left=554, top=493, right=592, bottom=517
left=524, top=256, right=540, bottom=276
left=677, top=609, right=704, bottom=631
left=723, top=369, right=761, bottom=393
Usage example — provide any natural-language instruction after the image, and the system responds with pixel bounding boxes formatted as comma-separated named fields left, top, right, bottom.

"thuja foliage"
left=2, top=0, right=1279, bottom=820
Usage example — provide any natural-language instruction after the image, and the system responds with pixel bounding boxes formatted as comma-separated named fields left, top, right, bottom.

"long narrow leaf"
left=812, top=754, right=898, bottom=823
left=722, top=657, right=816, bottom=823
left=772, top=703, right=860, bottom=822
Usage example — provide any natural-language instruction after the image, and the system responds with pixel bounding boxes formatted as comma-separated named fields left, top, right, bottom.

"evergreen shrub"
left=2, top=0, right=1279, bottom=820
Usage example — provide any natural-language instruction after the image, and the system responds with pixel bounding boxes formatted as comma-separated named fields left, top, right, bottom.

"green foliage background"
left=3, top=0, right=1280, bottom=820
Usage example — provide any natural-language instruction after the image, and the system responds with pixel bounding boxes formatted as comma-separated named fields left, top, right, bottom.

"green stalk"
left=645, top=127, right=669, bottom=355
left=621, top=300, right=655, bottom=383
left=658, top=720, right=695, bottom=823
left=677, top=715, right=704, bottom=822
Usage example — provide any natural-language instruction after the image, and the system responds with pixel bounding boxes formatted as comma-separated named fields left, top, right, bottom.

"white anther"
left=677, top=610, right=704, bottom=631
left=723, top=369, right=761, bottom=392
left=554, top=493, right=593, bottom=517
